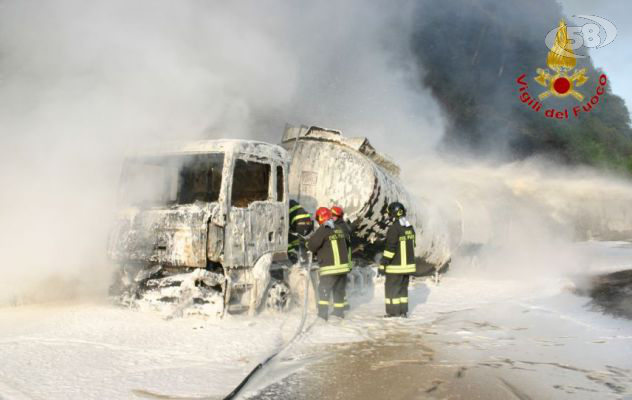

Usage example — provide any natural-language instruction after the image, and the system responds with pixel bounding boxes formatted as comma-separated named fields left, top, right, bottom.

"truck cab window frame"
left=118, top=153, right=224, bottom=207
left=176, top=153, right=224, bottom=204
left=276, top=165, right=284, bottom=202
left=231, top=158, right=271, bottom=207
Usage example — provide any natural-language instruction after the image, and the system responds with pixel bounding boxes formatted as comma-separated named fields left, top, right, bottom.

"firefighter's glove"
left=296, top=233, right=308, bottom=244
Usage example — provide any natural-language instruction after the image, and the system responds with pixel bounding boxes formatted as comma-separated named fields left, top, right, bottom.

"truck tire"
left=265, top=280, right=291, bottom=312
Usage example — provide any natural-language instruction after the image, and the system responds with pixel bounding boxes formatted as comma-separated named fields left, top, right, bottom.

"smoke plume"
left=410, top=0, right=632, bottom=167
left=0, top=0, right=442, bottom=304
left=1, top=0, right=631, bottom=306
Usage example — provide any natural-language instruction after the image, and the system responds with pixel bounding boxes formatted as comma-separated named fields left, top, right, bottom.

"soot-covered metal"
left=107, top=127, right=458, bottom=317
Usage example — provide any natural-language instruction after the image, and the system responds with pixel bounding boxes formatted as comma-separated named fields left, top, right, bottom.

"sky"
left=559, top=0, right=632, bottom=110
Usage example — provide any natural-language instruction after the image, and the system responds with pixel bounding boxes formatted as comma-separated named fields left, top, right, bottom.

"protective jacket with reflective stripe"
left=289, top=203, right=312, bottom=233
left=307, top=223, right=350, bottom=276
left=288, top=202, right=313, bottom=251
left=334, top=219, right=352, bottom=242
left=334, top=219, right=353, bottom=261
left=381, top=220, right=416, bottom=274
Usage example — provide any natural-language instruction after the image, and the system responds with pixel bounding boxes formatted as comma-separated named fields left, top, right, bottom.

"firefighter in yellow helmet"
left=379, top=201, right=416, bottom=317
left=307, top=207, right=351, bottom=320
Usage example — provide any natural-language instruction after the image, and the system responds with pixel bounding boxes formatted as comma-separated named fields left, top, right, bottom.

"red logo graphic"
left=515, top=19, right=609, bottom=120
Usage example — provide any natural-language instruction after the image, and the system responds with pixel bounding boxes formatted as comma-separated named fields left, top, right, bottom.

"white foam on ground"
left=0, top=303, right=306, bottom=399
left=1, top=241, right=631, bottom=399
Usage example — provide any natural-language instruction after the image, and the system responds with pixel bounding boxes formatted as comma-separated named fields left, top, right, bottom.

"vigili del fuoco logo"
left=516, top=18, right=612, bottom=120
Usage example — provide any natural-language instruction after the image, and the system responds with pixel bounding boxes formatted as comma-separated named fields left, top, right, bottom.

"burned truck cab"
left=108, top=140, right=290, bottom=316
left=219, top=142, right=289, bottom=270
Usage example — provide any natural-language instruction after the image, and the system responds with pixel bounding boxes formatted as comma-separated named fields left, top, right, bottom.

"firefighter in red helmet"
left=331, top=205, right=353, bottom=310
left=331, top=206, right=352, bottom=249
left=307, top=207, right=351, bottom=320
left=330, top=205, right=344, bottom=220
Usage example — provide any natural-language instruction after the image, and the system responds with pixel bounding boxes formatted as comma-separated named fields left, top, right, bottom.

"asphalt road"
left=250, top=331, right=534, bottom=400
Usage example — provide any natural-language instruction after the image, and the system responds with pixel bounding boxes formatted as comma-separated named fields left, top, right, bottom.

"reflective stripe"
left=291, top=213, right=311, bottom=224
left=319, top=264, right=350, bottom=276
left=289, top=205, right=302, bottom=213
left=318, top=300, right=329, bottom=305
left=385, top=298, right=391, bottom=304
left=392, top=298, right=401, bottom=305
left=320, top=236, right=350, bottom=276
left=385, top=264, right=416, bottom=274
left=333, top=303, right=345, bottom=308
left=332, top=239, right=341, bottom=267
left=378, top=265, right=385, bottom=271
left=385, top=238, right=415, bottom=274
left=400, top=297, right=408, bottom=304
left=383, top=250, right=395, bottom=258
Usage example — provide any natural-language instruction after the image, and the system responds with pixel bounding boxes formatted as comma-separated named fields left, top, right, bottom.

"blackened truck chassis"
left=107, top=125, right=457, bottom=317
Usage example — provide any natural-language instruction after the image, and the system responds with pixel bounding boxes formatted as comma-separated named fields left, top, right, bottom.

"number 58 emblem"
left=545, top=15, right=617, bottom=59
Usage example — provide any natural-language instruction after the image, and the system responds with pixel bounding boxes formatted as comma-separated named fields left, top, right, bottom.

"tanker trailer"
left=282, top=125, right=454, bottom=275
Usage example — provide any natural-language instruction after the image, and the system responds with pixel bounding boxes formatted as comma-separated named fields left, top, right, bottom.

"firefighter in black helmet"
left=288, top=199, right=313, bottom=263
left=379, top=201, right=416, bottom=317
left=307, top=207, right=351, bottom=320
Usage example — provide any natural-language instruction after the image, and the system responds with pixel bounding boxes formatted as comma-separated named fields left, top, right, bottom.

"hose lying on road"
left=223, top=251, right=316, bottom=400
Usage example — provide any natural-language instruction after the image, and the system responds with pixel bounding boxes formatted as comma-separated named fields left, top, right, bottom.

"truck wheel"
left=265, top=280, right=291, bottom=312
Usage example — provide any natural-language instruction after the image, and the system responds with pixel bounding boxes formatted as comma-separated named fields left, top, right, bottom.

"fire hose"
left=223, top=249, right=316, bottom=400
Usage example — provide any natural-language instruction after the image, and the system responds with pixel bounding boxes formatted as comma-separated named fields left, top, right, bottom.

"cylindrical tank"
left=282, top=125, right=455, bottom=272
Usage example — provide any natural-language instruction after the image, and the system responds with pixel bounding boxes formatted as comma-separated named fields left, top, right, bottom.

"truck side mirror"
left=211, top=203, right=226, bottom=227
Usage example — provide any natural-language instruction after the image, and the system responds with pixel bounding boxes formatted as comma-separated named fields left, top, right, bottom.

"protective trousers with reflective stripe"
left=318, top=274, right=347, bottom=320
left=343, top=278, right=349, bottom=311
left=384, top=273, right=409, bottom=316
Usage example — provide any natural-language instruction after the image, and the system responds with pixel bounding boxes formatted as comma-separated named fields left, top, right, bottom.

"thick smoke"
left=410, top=0, right=632, bottom=163
left=560, top=0, right=632, bottom=111
left=0, top=0, right=442, bottom=304
left=1, top=0, right=631, bottom=306
left=402, top=0, right=632, bottom=284
left=404, top=156, right=632, bottom=282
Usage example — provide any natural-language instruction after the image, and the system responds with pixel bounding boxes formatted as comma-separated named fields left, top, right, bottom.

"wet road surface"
left=250, top=330, right=540, bottom=400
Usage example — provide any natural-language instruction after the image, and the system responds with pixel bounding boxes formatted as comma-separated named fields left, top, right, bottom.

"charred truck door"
left=224, top=155, right=288, bottom=267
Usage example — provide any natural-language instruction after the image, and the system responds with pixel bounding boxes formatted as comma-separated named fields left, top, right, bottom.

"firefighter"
left=288, top=199, right=313, bottom=263
left=331, top=205, right=352, bottom=310
left=379, top=201, right=416, bottom=317
left=307, top=207, right=351, bottom=320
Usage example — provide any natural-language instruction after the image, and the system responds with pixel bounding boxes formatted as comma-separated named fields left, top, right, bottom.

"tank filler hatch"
left=281, top=124, right=400, bottom=177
